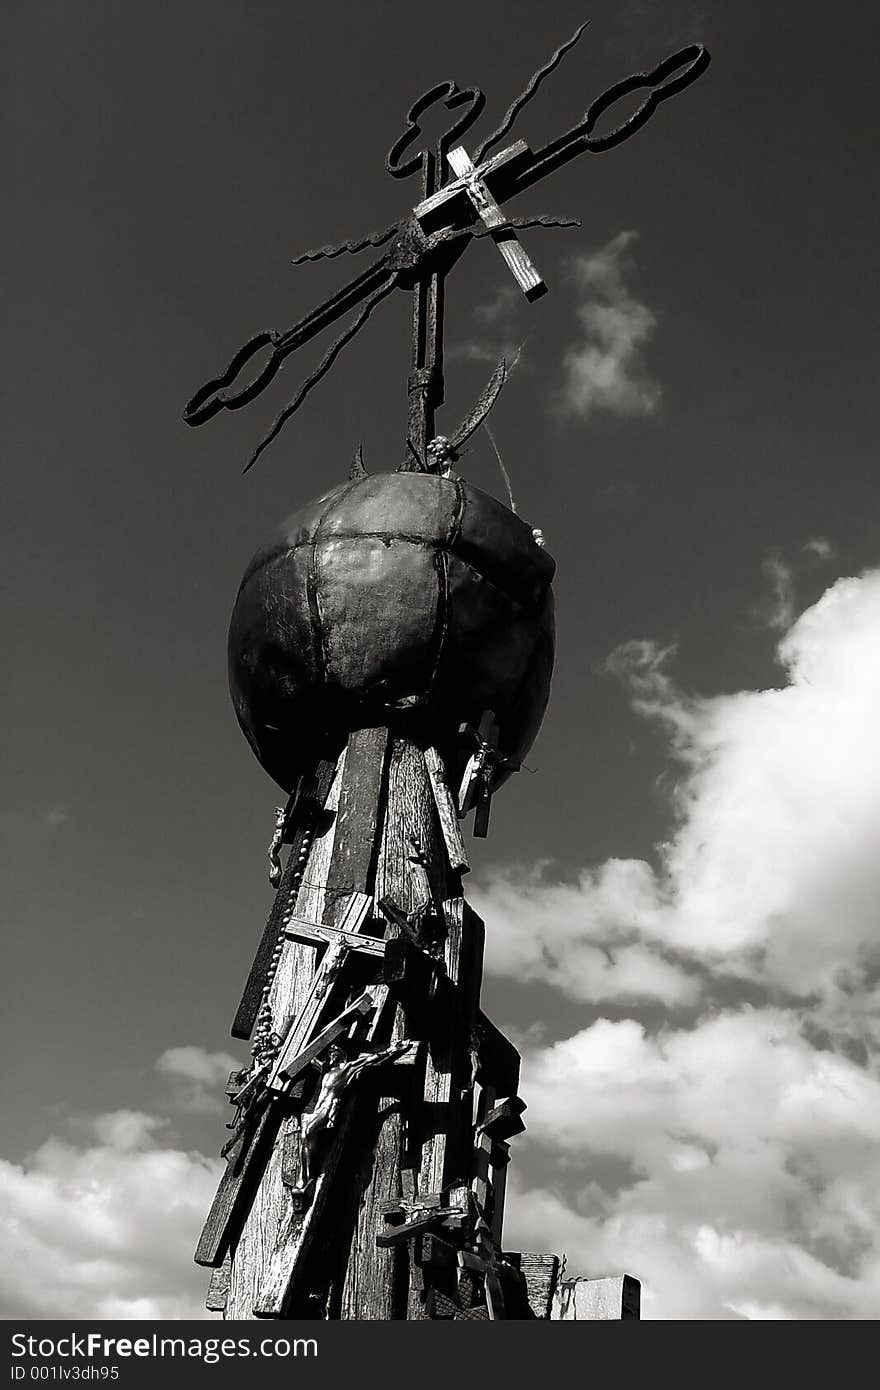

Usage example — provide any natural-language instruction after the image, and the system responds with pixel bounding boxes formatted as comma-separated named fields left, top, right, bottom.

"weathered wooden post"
left=186, top=23, right=710, bottom=1320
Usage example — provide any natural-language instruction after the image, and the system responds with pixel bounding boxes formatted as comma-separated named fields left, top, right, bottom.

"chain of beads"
left=252, top=814, right=316, bottom=1059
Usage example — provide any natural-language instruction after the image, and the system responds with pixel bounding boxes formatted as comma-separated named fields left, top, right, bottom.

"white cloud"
left=471, top=862, right=700, bottom=1006
left=757, top=552, right=795, bottom=631
left=505, top=1009, right=880, bottom=1319
left=0, top=1110, right=221, bottom=1319
left=481, top=571, right=880, bottom=1017
left=804, top=537, right=835, bottom=561
left=157, top=1046, right=241, bottom=1115
left=557, top=231, right=661, bottom=420
left=481, top=568, right=880, bottom=1317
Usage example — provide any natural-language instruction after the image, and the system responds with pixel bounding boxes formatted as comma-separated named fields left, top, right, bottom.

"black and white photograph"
left=3, top=0, right=879, bottom=1337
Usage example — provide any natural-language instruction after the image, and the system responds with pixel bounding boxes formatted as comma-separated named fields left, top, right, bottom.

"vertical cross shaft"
left=408, top=147, right=445, bottom=462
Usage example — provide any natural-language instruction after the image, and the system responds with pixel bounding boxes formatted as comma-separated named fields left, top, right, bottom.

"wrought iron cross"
left=183, top=24, right=710, bottom=473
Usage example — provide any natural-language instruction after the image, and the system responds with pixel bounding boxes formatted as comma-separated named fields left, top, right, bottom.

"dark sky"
left=3, top=0, right=880, bottom=1180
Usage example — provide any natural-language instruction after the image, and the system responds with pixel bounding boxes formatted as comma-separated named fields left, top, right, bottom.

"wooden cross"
left=414, top=139, right=546, bottom=302
left=458, top=710, right=520, bottom=837
left=267, top=891, right=385, bottom=1091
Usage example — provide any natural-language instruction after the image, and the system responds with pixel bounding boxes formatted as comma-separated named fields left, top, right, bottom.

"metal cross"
left=183, top=26, right=710, bottom=473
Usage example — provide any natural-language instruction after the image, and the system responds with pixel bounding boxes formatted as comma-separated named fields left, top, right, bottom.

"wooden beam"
left=282, top=913, right=385, bottom=957
left=274, top=991, right=374, bottom=1085
left=477, top=1096, right=527, bottom=1141
left=474, top=1011, right=520, bottom=1096
left=254, top=984, right=393, bottom=1317
left=550, top=1274, right=641, bottom=1320
left=194, top=1102, right=278, bottom=1267
left=205, top=1254, right=231, bottom=1313
left=423, top=747, right=470, bottom=875
left=231, top=758, right=336, bottom=1040
left=502, top=1252, right=559, bottom=1319
left=324, top=727, right=390, bottom=915
left=445, top=146, right=545, bottom=302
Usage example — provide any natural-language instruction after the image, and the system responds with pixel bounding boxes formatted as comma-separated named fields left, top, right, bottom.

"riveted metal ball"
left=228, top=472, right=555, bottom=791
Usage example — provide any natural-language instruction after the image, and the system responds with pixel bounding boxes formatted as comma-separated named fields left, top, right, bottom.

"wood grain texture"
left=195, top=1102, right=279, bottom=1267
left=508, top=1253, right=559, bottom=1319
left=205, top=1254, right=231, bottom=1313
left=231, top=759, right=336, bottom=1040
left=550, top=1273, right=641, bottom=1320
left=424, top=746, right=470, bottom=875
left=224, top=754, right=346, bottom=1315
left=338, top=735, right=439, bottom=1320
left=323, top=727, right=389, bottom=915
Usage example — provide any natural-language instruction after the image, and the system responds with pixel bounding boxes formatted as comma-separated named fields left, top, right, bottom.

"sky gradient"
left=3, top=0, right=880, bottom=1318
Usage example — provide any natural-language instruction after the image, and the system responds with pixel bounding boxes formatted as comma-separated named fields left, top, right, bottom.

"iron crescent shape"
left=386, top=81, right=486, bottom=179
left=582, top=44, right=710, bottom=151
left=184, top=331, right=282, bottom=427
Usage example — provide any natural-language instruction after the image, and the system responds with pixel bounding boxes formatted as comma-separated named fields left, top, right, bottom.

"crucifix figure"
left=297, top=1038, right=411, bottom=1187
left=458, top=711, right=520, bottom=838
left=414, top=140, right=545, bottom=302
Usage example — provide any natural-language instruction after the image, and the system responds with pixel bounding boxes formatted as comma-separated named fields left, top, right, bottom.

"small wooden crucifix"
left=414, top=140, right=545, bottom=301
left=458, top=710, right=520, bottom=837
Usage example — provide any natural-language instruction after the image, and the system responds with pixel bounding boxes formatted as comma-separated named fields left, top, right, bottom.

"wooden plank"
left=550, top=1274, right=641, bottom=1320
left=283, top=913, right=385, bottom=956
left=231, top=758, right=336, bottom=1040
left=478, top=1097, right=527, bottom=1140
left=224, top=752, right=347, bottom=1315
left=424, top=746, right=470, bottom=875
left=445, top=146, right=545, bottom=301
left=256, top=983, right=394, bottom=1318
left=204, top=1254, right=231, bottom=1313
left=501, top=1252, right=558, bottom=1319
left=253, top=1101, right=354, bottom=1317
left=274, top=991, right=374, bottom=1085
left=265, top=939, right=347, bottom=1090
left=269, top=893, right=382, bottom=1089
left=323, top=727, right=390, bottom=917
left=194, top=1102, right=278, bottom=1266
left=488, top=1140, right=510, bottom=1247
left=475, top=1011, right=520, bottom=1096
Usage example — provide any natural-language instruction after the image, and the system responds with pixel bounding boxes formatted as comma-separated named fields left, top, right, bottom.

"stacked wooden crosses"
left=195, top=717, right=564, bottom=1319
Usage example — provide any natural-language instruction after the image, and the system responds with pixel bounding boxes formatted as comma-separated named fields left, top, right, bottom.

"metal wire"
left=474, top=21, right=591, bottom=163
left=243, top=276, right=396, bottom=473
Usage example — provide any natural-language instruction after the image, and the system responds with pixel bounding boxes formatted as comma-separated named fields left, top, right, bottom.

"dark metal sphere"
left=228, top=471, right=555, bottom=791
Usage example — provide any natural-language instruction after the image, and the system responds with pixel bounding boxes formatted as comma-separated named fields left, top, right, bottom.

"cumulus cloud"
left=757, top=552, right=795, bottom=631
left=556, top=231, right=661, bottom=420
left=804, top=537, right=835, bottom=561
left=506, top=1010, right=880, bottom=1319
left=0, top=1110, right=221, bottom=1319
left=481, top=568, right=880, bottom=1317
left=483, top=571, right=880, bottom=1017
left=471, top=863, right=700, bottom=1007
left=157, top=1046, right=241, bottom=1115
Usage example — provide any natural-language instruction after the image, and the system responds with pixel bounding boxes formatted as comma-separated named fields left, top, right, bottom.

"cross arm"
left=413, top=140, right=532, bottom=232
left=283, top=915, right=386, bottom=958
left=487, top=42, right=712, bottom=205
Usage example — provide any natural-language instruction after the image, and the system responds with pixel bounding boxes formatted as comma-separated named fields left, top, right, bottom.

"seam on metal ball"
left=252, top=535, right=549, bottom=612
left=424, top=547, right=451, bottom=701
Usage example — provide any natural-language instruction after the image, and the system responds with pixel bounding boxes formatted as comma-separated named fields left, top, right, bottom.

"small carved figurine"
left=298, top=1039, right=411, bottom=1184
